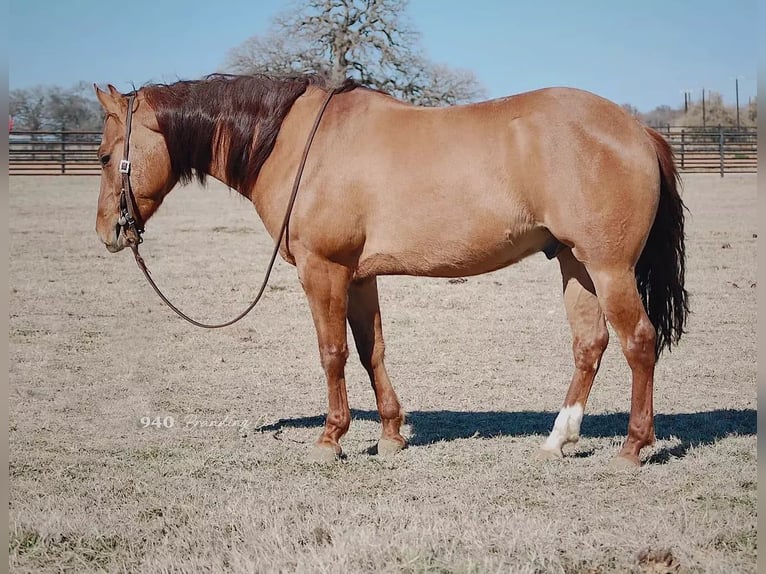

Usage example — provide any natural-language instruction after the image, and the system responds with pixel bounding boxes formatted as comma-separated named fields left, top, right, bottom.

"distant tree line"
left=621, top=91, right=757, bottom=129
left=11, top=81, right=755, bottom=134
left=10, top=82, right=104, bottom=131
left=12, top=81, right=755, bottom=133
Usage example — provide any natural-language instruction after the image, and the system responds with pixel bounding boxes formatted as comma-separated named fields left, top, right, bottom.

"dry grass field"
left=9, top=173, right=756, bottom=573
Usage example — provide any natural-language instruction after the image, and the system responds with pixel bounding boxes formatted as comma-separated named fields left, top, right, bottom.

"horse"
left=94, top=74, right=688, bottom=468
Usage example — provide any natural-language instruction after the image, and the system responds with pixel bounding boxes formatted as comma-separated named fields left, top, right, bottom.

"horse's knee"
left=573, top=326, right=609, bottom=372
left=319, top=344, right=349, bottom=376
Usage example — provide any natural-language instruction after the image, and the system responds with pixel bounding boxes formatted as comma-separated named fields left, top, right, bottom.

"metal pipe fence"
left=657, top=125, right=757, bottom=176
left=9, top=131, right=102, bottom=175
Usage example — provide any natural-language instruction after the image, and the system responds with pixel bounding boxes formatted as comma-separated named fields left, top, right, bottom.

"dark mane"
left=141, top=74, right=359, bottom=193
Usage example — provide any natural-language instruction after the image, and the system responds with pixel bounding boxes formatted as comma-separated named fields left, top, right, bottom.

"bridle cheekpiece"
left=117, top=94, right=144, bottom=245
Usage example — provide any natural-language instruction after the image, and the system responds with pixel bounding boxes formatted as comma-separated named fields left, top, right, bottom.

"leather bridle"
left=117, top=94, right=144, bottom=246
left=114, top=87, right=338, bottom=329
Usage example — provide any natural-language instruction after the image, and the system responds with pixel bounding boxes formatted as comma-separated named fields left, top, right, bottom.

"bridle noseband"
left=114, top=87, right=338, bottom=328
left=117, top=94, right=144, bottom=246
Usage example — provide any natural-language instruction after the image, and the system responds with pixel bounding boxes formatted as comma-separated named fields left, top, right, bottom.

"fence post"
left=680, top=129, right=685, bottom=170
left=718, top=125, right=724, bottom=177
left=60, top=130, right=66, bottom=175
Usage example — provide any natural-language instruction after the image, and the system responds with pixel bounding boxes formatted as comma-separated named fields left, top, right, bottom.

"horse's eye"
left=100, top=154, right=111, bottom=167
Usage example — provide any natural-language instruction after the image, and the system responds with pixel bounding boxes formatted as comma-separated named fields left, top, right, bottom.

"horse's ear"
left=94, top=83, right=110, bottom=108
left=94, top=83, right=123, bottom=114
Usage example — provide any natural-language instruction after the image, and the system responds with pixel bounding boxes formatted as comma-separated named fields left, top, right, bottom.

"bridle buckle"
left=119, top=159, right=131, bottom=174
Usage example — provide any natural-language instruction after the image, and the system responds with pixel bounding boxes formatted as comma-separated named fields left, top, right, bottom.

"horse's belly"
left=355, top=225, right=554, bottom=279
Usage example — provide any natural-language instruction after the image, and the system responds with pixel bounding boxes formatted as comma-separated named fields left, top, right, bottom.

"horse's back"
left=295, top=86, right=661, bottom=276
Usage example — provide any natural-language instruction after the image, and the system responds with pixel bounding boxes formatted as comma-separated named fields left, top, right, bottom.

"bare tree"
left=10, top=86, right=48, bottom=131
left=747, top=99, right=757, bottom=124
left=641, top=105, right=684, bottom=128
left=225, top=0, right=486, bottom=106
left=47, top=83, right=103, bottom=130
left=621, top=103, right=640, bottom=118
left=10, top=83, right=103, bottom=131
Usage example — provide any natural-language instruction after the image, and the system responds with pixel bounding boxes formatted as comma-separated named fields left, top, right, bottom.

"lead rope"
left=128, top=88, right=338, bottom=329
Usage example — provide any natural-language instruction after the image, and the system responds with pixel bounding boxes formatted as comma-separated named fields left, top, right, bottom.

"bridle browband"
left=116, top=87, right=339, bottom=329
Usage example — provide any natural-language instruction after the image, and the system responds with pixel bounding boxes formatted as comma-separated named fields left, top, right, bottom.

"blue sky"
left=9, top=0, right=757, bottom=112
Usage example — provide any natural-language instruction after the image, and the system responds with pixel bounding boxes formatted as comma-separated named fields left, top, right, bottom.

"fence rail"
left=657, top=126, right=757, bottom=175
left=9, top=131, right=102, bottom=175
left=8, top=126, right=758, bottom=177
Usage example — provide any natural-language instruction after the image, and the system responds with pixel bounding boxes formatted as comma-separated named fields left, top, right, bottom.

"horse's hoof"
left=607, top=454, right=640, bottom=472
left=307, top=444, right=341, bottom=463
left=534, top=447, right=563, bottom=462
left=377, top=437, right=406, bottom=455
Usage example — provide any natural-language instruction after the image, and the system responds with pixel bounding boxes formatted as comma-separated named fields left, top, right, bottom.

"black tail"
left=636, top=127, right=690, bottom=359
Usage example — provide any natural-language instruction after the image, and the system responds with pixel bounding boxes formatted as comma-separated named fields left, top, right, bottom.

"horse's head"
left=94, top=84, right=177, bottom=252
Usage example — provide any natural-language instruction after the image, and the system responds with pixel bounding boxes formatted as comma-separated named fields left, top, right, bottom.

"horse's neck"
left=181, top=87, right=325, bottom=236
left=204, top=150, right=234, bottom=193
left=193, top=130, right=278, bottom=235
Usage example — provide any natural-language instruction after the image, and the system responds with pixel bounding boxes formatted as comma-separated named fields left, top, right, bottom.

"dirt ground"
left=9, top=173, right=756, bottom=573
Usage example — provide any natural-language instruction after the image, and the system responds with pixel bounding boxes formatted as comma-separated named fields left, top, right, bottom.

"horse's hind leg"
left=539, top=249, right=609, bottom=458
left=588, top=264, right=657, bottom=468
left=347, top=277, right=407, bottom=454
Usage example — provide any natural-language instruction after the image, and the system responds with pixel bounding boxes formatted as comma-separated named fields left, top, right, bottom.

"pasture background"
left=9, top=174, right=756, bottom=573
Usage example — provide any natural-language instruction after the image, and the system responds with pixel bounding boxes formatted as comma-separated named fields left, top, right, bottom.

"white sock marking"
left=542, top=404, right=584, bottom=453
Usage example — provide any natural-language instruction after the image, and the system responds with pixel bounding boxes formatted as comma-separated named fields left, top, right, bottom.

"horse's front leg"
left=347, top=277, right=407, bottom=454
left=297, top=253, right=353, bottom=462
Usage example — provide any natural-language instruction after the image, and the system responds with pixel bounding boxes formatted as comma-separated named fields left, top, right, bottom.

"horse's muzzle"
left=97, top=221, right=128, bottom=253
left=104, top=239, right=126, bottom=253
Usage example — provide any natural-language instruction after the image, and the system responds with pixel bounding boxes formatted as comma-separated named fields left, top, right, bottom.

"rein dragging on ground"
left=122, top=87, right=339, bottom=329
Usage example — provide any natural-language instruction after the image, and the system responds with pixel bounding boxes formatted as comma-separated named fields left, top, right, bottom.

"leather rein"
left=116, top=88, right=338, bottom=329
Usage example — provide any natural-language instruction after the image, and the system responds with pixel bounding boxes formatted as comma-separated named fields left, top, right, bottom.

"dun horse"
left=94, top=74, right=688, bottom=468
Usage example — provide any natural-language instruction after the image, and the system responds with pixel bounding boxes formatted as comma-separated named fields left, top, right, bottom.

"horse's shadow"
left=258, top=408, right=756, bottom=463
